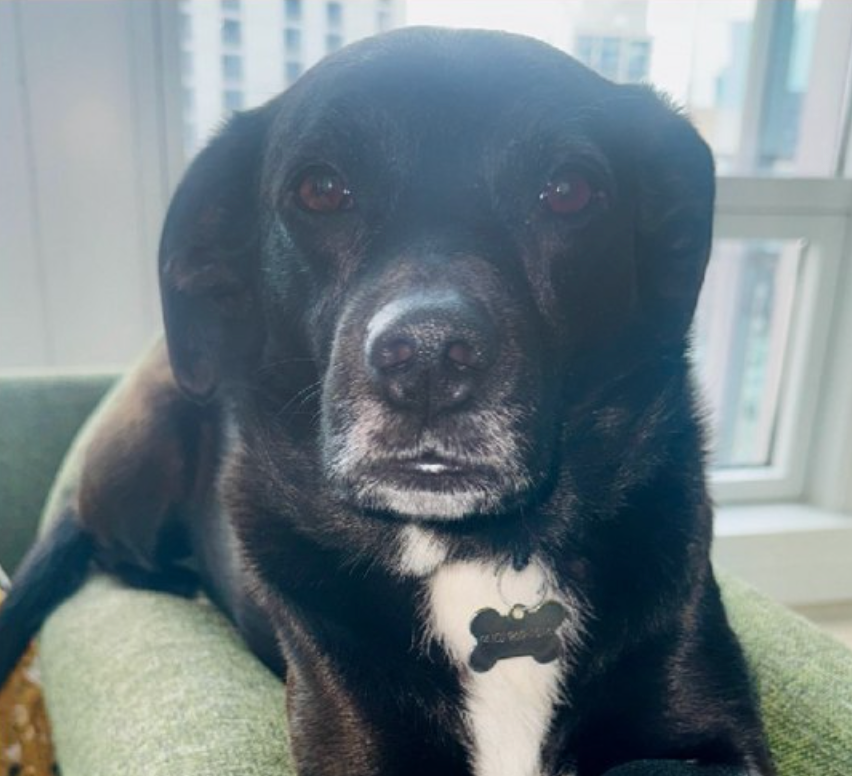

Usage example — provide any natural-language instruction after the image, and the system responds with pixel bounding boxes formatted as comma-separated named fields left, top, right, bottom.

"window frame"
left=710, top=178, right=851, bottom=504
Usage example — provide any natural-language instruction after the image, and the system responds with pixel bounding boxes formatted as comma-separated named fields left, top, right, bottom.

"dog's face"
left=159, top=28, right=714, bottom=528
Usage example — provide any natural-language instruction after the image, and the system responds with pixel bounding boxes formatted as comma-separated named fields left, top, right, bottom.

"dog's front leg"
left=282, top=653, right=469, bottom=776
left=283, top=658, right=385, bottom=776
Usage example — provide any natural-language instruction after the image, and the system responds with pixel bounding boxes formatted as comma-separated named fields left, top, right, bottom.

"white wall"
left=0, top=0, right=180, bottom=371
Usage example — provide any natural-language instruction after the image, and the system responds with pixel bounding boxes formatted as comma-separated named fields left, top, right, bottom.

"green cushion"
left=38, top=571, right=852, bottom=775
left=0, top=374, right=114, bottom=573
left=721, top=573, right=852, bottom=775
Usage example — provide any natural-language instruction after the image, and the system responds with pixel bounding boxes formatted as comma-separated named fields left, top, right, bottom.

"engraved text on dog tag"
left=469, top=600, right=568, bottom=672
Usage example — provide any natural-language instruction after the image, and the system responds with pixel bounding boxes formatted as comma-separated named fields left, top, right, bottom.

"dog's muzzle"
left=322, top=281, right=534, bottom=521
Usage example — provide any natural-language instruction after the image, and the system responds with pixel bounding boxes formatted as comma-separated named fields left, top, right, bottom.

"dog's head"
left=159, top=28, right=714, bottom=526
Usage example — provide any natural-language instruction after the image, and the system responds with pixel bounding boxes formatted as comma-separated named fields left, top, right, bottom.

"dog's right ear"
left=159, top=107, right=270, bottom=403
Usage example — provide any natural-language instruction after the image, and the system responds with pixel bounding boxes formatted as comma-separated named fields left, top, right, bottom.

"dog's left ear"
left=159, top=106, right=271, bottom=403
left=604, top=86, right=716, bottom=345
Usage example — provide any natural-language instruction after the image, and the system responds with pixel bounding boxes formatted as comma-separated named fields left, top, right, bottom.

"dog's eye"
left=539, top=170, right=596, bottom=215
left=296, top=167, right=354, bottom=213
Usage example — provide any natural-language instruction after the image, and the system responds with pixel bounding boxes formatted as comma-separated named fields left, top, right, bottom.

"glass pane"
left=405, top=0, right=846, bottom=177
left=178, top=0, right=847, bottom=174
left=692, top=239, right=804, bottom=468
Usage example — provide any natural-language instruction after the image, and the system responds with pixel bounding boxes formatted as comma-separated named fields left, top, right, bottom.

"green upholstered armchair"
left=1, top=373, right=851, bottom=776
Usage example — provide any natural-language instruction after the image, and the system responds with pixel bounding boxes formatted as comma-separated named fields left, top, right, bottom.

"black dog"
left=0, top=28, right=774, bottom=776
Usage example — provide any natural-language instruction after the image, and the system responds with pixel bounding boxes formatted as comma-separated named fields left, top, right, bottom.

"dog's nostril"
left=446, top=341, right=478, bottom=370
left=374, top=337, right=416, bottom=372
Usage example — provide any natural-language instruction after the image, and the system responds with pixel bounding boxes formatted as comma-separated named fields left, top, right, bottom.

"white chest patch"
left=428, top=560, right=580, bottom=776
left=396, top=524, right=449, bottom=577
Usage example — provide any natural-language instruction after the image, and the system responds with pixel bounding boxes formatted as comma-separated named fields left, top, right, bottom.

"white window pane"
left=693, top=238, right=804, bottom=468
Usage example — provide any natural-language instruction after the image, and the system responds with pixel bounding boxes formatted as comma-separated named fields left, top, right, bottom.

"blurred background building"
left=177, top=0, right=403, bottom=155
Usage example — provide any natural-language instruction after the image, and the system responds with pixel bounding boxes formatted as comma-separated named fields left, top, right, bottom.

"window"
left=222, top=54, right=243, bottom=82
left=702, top=181, right=847, bottom=503
left=284, top=27, right=302, bottom=54
left=598, top=37, right=620, bottom=79
left=179, top=1, right=398, bottom=153
left=573, top=35, right=650, bottom=84
left=327, top=2, right=343, bottom=30
left=222, top=89, right=244, bottom=112
left=221, top=0, right=240, bottom=15
left=222, top=19, right=242, bottom=48
left=694, top=238, right=803, bottom=468
left=625, top=40, right=650, bottom=82
left=285, top=0, right=302, bottom=23
left=285, top=61, right=303, bottom=85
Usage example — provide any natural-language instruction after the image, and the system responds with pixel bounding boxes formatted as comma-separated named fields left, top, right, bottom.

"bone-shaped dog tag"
left=469, top=600, right=568, bottom=672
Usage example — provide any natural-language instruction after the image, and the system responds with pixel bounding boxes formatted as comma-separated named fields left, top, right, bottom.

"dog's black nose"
left=366, top=292, right=497, bottom=413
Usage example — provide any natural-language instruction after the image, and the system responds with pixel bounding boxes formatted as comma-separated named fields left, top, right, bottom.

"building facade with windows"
left=569, top=0, right=652, bottom=83
left=178, top=0, right=403, bottom=154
